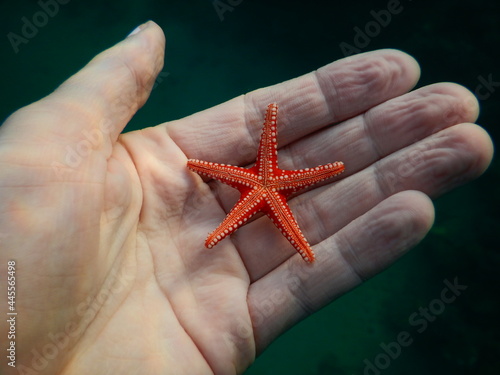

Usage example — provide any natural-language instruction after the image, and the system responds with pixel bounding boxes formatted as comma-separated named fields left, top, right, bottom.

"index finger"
left=167, top=49, right=421, bottom=165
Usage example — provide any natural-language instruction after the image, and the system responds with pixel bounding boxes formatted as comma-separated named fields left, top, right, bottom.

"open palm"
left=0, top=22, right=492, bottom=375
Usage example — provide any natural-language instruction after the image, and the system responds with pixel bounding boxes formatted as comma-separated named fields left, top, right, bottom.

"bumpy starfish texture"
left=187, top=103, right=345, bottom=262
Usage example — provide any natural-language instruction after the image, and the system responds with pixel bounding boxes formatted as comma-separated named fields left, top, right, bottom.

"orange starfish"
left=187, top=103, right=345, bottom=262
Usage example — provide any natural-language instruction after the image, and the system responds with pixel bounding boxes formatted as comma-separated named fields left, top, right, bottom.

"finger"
left=0, top=21, right=165, bottom=149
left=293, top=123, right=492, bottom=243
left=282, top=82, right=480, bottom=174
left=237, top=123, right=492, bottom=280
left=248, top=190, right=435, bottom=352
left=168, top=49, right=420, bottom=164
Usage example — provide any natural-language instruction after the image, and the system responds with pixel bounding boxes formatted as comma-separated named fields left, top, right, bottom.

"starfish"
left=187, top=103, right=345, bottom=262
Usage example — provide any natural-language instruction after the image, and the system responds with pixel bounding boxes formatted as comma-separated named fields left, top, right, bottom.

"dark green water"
left=1, top=0, right=498, bottom=374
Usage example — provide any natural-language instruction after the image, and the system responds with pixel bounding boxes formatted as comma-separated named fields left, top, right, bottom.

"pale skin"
left=0, top=21, right=493, bottom=375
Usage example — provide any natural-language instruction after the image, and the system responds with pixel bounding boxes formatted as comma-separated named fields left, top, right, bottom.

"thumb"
left=0, top=20, right=165, bottom=151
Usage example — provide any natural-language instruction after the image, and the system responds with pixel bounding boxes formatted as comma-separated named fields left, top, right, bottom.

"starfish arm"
left=265, top=191, right=316, bottom=263
left=254, top=103, right=279, bottom=182
left=205, top=188, right=266, bottom=249
left=277, top=161, right=345, bottom=195
left=187, top=159, right=261, bottom=189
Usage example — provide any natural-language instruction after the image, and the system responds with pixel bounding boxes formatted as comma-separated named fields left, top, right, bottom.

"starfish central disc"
left=187, top=103, right=345, bottom=262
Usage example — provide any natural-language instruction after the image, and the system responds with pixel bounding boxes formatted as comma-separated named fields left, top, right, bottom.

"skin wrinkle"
left=291, top=175, right=360, bottom=240
left=281, top=134, right=315, bottom=172
left=283, top=238, right=362, bottom=316
left=95, top=42, right=162, bottom=133
left=65, top=83, right=129, bottom=140
left=11, top=101, right=99, bottom=148
left=312, top=69, right=340, bottom=122
left=324, top=54, right=397, bottom=118
left=281, top=119, right=345, bottom=172
left=298, top=193, right=329, bottom=245
left=142, top=236, right=214, bottom=373
left=361, top=110, right=385, bottom=161
left=116, top=36, right=159, bottom=98
left=425, top=128, right=480, bottom=195
left=362, top=91, right=428, bottom=160
left=209, top=178, right=239, bottom=215
left=113, top=59, right=143, bottom=114
left=293, top=180, right=341, bottom=244
left=60, top=263, right=133, bottom=373
left=388, top=197, right=432, bottom=259
left=367, top=210, right=407, bottom=261
left=174, top=284, right=215, bottom=375
left=263, top=259, right=314, bottom=320
left=241, top=98, right=262, bottom=165
left=388, top=93, right=443, bottom=139
left=372, top=157, right=399, bottom=199
left=335, top=199, right=391, bottom=280
left=348, top=58, right=389, bottom=99
left=331, top=232, right=366, bottom=282
left=285, top=274, right=317, bottom=317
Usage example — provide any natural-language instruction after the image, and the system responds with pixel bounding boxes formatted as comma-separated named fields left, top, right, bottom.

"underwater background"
left=0, top=0, right=498, bottom=374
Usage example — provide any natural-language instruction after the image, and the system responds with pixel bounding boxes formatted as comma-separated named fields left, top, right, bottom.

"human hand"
left=0, top=21, right=492, bottom=375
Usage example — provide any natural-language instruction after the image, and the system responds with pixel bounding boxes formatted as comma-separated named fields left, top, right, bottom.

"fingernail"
left=127, top=21, right=151, bottom=38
